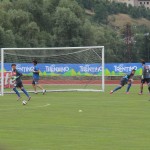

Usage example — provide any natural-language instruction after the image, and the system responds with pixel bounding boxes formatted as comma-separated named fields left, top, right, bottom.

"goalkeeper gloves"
left=11, top=76, right=19, bottom=81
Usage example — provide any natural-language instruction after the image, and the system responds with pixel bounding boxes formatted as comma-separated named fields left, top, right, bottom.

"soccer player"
left=138, top=60, right=150, bottom=95
left=32, top=60, right=46, bottom=94
left=11, top=64, right=31, bottom=101
left=110, top=69, right=136, bottom=94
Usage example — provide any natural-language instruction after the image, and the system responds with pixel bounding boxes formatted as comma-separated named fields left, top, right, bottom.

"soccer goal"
left=0, top=46, right=104, bottom=96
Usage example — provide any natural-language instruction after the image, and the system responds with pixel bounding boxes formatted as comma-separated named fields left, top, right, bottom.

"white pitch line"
left=0, top=104, right=51, bottom=111
left=30, top=103, right=51, bottom=108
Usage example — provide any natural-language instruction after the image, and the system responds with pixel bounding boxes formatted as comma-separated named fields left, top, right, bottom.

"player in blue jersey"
left=11, top=64, right=31, bottom=101
left=110, top=69, right=136, bottom=94
left=138, top=60, right=150, bottom=95
left=32, top=60, right=46, bottom=94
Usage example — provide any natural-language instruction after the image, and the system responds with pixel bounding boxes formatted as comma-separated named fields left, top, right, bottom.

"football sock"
left=113, top=86, right=121, bottom=92
left=126, top=83, right=131, bottom=92
left=13, top=88, right=20, bottom=97
left=21, top=88, right=30, bottom=98
left=148, top=84, right=150, bottom=92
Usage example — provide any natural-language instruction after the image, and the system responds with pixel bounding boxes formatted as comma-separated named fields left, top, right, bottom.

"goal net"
left=0, top=46, right=104, bottom=95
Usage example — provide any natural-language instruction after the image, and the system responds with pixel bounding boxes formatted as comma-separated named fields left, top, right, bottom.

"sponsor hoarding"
left=1, top=63, right=149, bottom=76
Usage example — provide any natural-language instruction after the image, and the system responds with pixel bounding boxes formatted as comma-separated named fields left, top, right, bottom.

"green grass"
left=4, top=84, right=101, bottom=92
left=0, top=85, right=150, bottom=150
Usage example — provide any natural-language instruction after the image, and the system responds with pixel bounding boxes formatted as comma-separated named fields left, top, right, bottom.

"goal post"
left=0, top=48, right=4, bottom=96
left=0, top=46, right=105, bottom=96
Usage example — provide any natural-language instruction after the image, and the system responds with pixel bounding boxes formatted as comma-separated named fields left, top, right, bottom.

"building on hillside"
left=137, top=0, right=150, bottom=8
left=110, top=0, right=150, bottom=8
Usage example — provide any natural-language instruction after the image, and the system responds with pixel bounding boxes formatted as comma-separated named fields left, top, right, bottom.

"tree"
left=94, top=2, right=108, bottom=24
left=53, top=0, right=84, bottom=46
left=53, top=7, right=82, bottom=46
left=4, top=30, right=16, bottom=47
left=0, top=26, right=5, bottom=47
left=8, top=9, right=30, bottom=32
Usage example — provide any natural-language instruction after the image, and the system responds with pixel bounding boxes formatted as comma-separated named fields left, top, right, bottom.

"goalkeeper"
left=11, top=64, right=31, bottom=101
left=110, top=69, right=136, bottom=94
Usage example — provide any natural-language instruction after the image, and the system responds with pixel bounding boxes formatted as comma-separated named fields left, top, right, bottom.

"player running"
left=11, top=64, right=31, bottom=101
left=32, top=60, right=46, bottom=94
left=138, top=60, right=150, bottom=95
left=110, top=69, right=136, bottom=94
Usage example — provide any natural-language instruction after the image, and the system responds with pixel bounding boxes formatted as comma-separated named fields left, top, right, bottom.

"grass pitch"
left=0, top=85, right=150, bottom=150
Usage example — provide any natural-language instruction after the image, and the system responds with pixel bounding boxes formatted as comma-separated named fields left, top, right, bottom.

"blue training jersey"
left=33, top=65, right=40, bottom=79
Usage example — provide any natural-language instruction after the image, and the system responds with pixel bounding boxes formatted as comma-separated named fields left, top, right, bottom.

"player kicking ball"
left=11, top=64, right=31, bottom=101
left=32, top=60, right=46, bottom=94
left=110, top=69, right=136, bottom=94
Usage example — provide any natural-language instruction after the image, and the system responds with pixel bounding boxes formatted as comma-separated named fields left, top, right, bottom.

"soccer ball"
left=22, top=100, right=27, bottom=105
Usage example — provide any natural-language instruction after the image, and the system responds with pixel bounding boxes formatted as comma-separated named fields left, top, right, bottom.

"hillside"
left=0, top=0, right=150, bottom=62
left=108, top=13, right=150, bottom=28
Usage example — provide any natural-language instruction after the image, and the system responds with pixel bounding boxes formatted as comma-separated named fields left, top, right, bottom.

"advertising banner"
left=1, top=63, right=150, bottom=76
left=0, top=72, right=12, bottom=88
